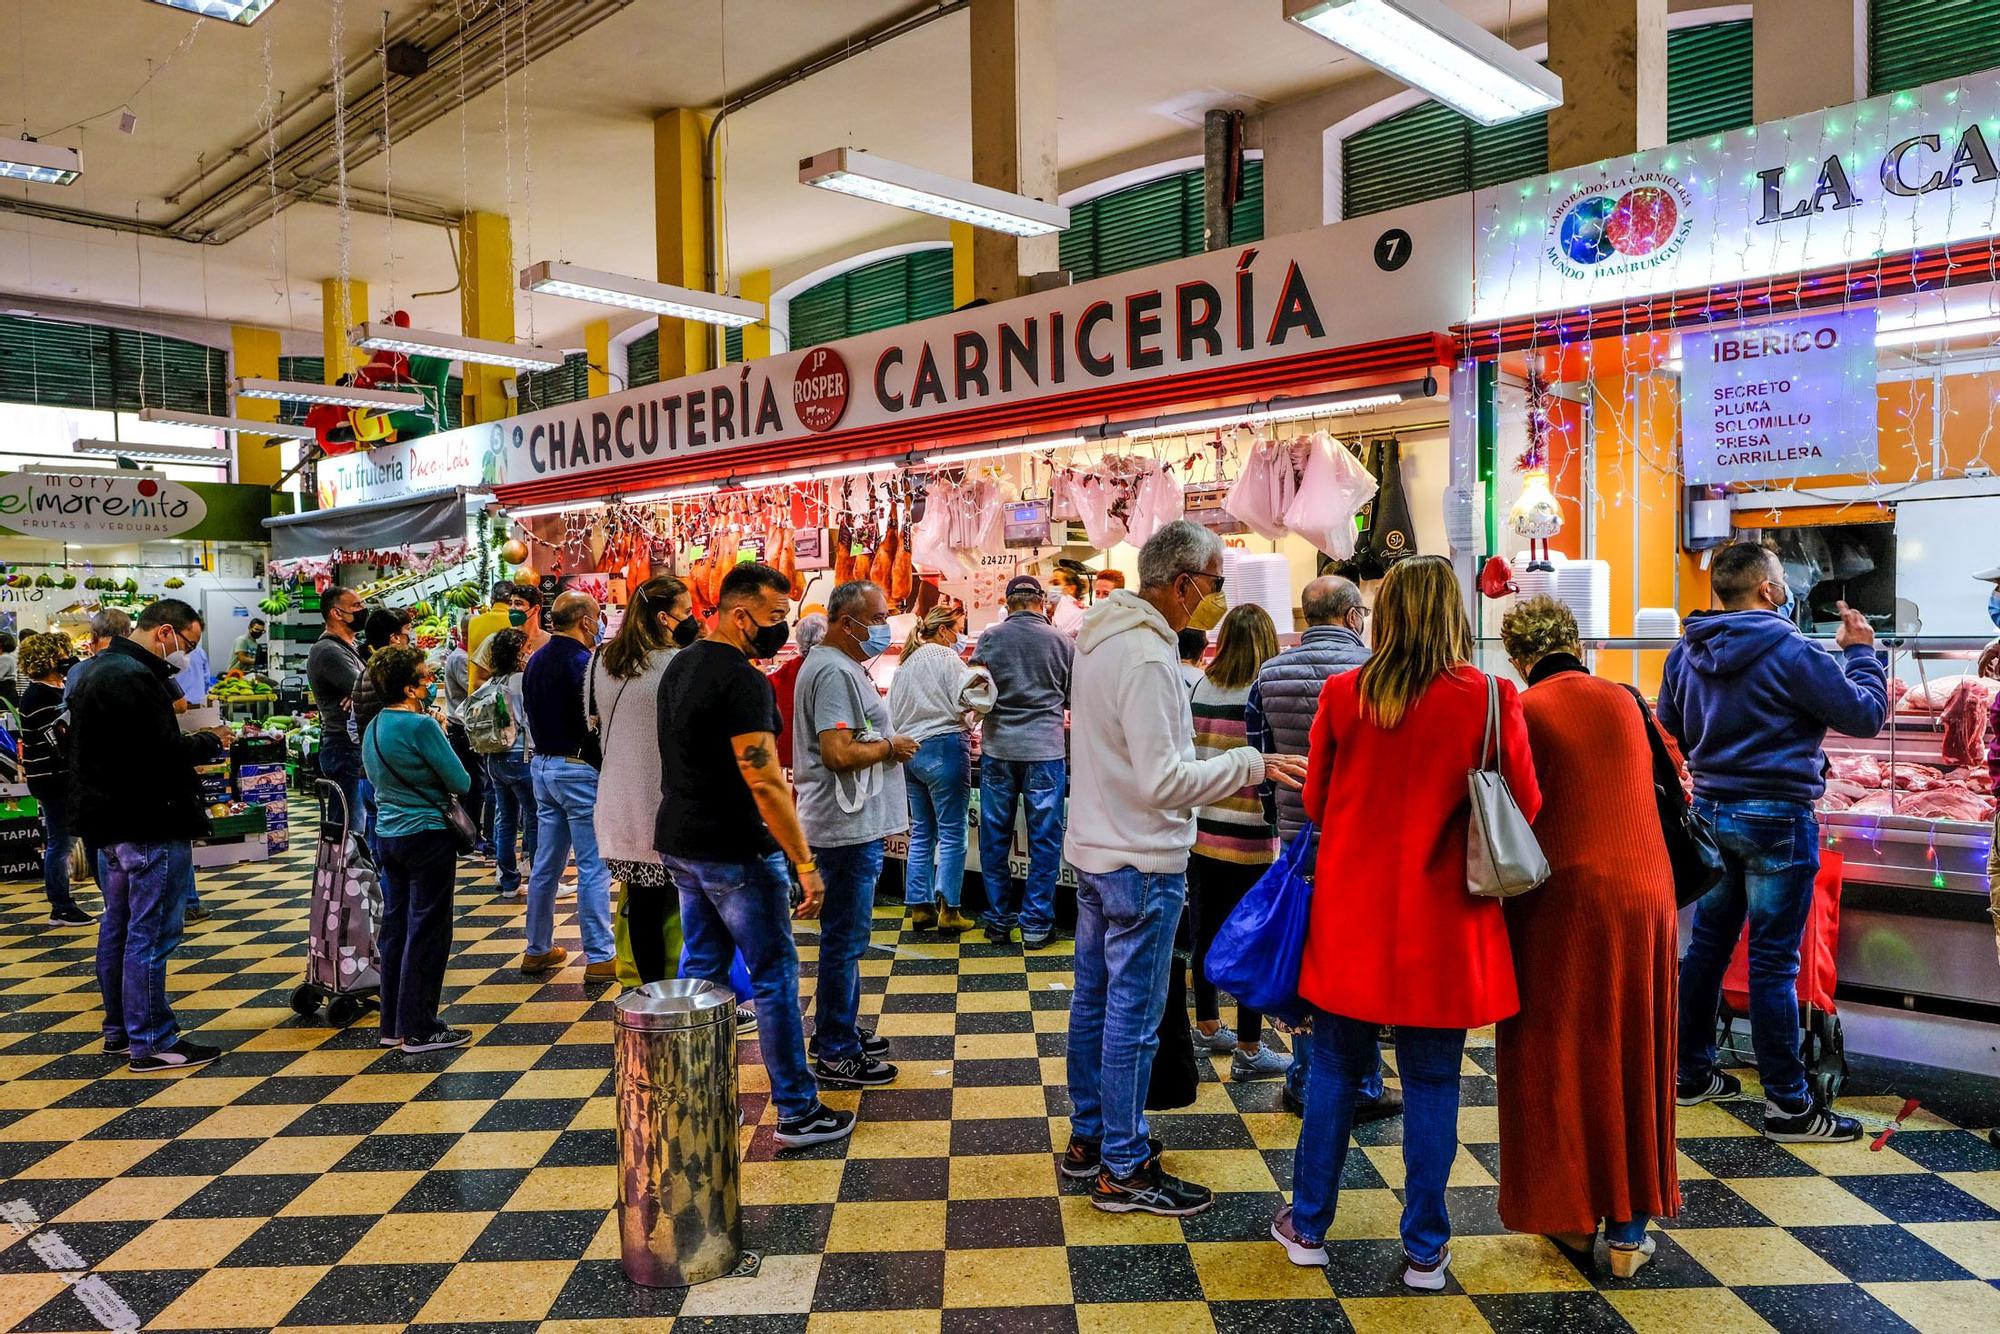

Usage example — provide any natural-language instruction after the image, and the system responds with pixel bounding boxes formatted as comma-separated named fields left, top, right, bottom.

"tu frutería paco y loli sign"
left=1472, top=68, right=2000, bottom=320
left=1677, top=308, right=1879, bottom=485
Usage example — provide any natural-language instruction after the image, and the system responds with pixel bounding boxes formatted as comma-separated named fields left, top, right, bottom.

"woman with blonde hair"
left=1189, top=604, right=1288, bottom=1078
left=1272, top=554, right=1540, bottom=1291
left=1496, top=595, right=1679, bottom=1276
left=888, top=603, right=991, bottom=931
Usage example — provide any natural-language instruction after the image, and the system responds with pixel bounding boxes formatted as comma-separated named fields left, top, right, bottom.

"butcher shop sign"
left=1677, top=308, right=1879, bottom=485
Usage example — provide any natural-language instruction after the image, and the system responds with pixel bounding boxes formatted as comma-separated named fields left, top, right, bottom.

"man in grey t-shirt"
left=969, top=575, right=1074, bottom=948
left=793, top=580, right=916, bottom=1087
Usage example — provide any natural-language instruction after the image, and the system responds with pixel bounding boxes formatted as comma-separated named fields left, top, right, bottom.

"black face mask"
left=748, top=617, right=790, bottom=660
left=670, top=614, right=701, bottom=648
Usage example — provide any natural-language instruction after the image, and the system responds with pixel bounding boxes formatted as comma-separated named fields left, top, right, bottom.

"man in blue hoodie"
left=1658, top=542, right=1888, bottom=1144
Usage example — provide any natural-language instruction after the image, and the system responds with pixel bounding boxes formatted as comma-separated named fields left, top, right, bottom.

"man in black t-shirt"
left=654, top=562, right=851, bottom=1150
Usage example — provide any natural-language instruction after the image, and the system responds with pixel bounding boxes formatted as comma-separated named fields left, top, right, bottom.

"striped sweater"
left=1190, top=677, right=1278, bottom=865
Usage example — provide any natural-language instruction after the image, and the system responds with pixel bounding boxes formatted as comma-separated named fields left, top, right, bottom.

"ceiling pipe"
left=699, top=0, right=969, bottom=362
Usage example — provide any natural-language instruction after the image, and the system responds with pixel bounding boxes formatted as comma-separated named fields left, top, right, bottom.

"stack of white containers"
left=1552, top=559, right=1612, bottom=637
left=1634, top=607, right=1682, bottom=639
left=1512, top=550, right=1561, bottom=603
left=1222, top=550, right=1294, bottom=632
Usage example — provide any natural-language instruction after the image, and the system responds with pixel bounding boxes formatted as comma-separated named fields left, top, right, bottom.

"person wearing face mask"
left=464, top=580, right=520, bottom=679
left=591, top=576, right=695, bottom=976
left=309, top=585, right=369, bottom=833
left=1658, top=542, right=1886, bottom=1145
left=1061, top=521, right=1309, bottom=1217
left=231, top=618, right=267, bottom=674
left=517, top=591, right=616, bottom=980
left=790, top=580, right=916, bottom=1086
left=887, top=605, right=992, bottom=934
left=20, top=633, right=89, bottom=927
left=1245, top=574, right=1397, bottom=1122
left=656, top=562, right=856, bottom=1148
left=470, top=585, right=549, bottom=690
left=68, top=599, right=231, bottom=1073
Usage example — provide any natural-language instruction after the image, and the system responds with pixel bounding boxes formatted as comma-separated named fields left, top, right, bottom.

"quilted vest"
left=1255, top=624, right=1371, bottom=840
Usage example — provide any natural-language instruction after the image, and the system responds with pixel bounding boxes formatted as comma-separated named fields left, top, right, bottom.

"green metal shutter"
left=444, top=376, right=463, bottom=431
left=1667, top=20, right=1752, bottom=141
left=627, top=330, right=659, bottom=387
left=724, top=327, right=743, bottom=364
left=111, top=329, right=228, bottom=414
left=786, top=249, right=955, bottom=346
left=1870, top=0, right=2000, bottom=95
left=908, top=248, right=957, bottom=320
left=844, top=258, right=914, bottom=335
left=275, top=355, right=323, bottom=426
left=1471, top=115, right=1548, bottom=191
left=517, top=352, right=589, bottom=411
left=1343, top=101, right=1475, bottom=219
left=0, top=315, right=225, bottom=413
left=1230, top=157, right=1266, bottom=245
left=788, top=279, right=849, bottom=348
left=1059, top=161, right=1266, bottom=283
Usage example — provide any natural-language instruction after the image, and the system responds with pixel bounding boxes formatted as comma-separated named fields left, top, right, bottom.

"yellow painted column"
left=654, top=107, right=713, bottom=381
left=459, top=210, right=515, bottom=425
left=950, top=223, right=976, bottom=309
left=320, top=278, right=368, bottom=383
left=969, top=0, right=1059, bottom=301
left=1546, top=0, right=1668, bottom=170
left=229, top=326, right=283, bottom=486
left=585, top=320, right=612, bottom=397
left=739, top=270, right=772, bottom=361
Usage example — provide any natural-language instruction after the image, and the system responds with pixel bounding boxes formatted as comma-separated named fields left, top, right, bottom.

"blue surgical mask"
left=1988, top=589, right=2000, bottom=631
left=861, top=622, right=894, bottom=658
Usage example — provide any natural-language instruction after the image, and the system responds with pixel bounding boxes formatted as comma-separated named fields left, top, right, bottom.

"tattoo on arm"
left=741, top=743, right=771, bottom=770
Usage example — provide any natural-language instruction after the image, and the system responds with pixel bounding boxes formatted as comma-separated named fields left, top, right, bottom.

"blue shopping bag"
left=1202, top=822, right=1314, bottom=1027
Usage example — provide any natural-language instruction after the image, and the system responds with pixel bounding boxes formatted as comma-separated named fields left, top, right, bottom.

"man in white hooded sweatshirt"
left=1061, top=520, right=1308, bottom=1216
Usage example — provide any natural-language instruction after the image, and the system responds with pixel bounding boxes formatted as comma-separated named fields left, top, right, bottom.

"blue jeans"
left=486, top=754, right=538, bottom=892
left=1284, top=1024, right=1386, bottom=1108
left=377, top=830, right=457, bottom=1041
left=95, top=841, right=195, bottom=1057
left=1606, top=1216, right=1650, bottom=1245
left=905, top=734, right=970, bottom=908
left=1678, top=797, right=1820, bottom=1110
left=1067, top=866, right=1184, bottom=1176
left=813, top=839, right=884, bottom=1063
left=664, top=851, right=818, bottom=1120
left=320, top=741, right=366, bottom=836
left=37, top=790, right=76, bottom=914
left=979, top=757, right=1065, bottom=935
left=527, top=756, right=614, bottom=964
left=1291, top=1014, right=1465, bottom=1263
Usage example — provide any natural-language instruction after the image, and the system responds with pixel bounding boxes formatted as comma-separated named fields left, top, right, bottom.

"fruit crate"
left=206, top=807, right=268, bottom=839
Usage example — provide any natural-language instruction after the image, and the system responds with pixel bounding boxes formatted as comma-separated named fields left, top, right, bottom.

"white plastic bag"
left=1283, top=433, right=1378, bottom=560
left=912, top=482, right=972, bottom=574
left=1127, top=460, right=1186, bottom=545
left=1224, top=437, right=1291, bottom=540
left=1073, top=474, right=1129, bottom=550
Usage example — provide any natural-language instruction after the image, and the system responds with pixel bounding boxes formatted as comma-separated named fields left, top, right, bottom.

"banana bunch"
left=213, top=675, right=276, bottom=701
left=258, top=591, right=293, bottom=616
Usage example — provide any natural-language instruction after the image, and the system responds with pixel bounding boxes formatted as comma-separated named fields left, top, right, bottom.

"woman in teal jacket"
left=362, top=646, right=470, bottom=1054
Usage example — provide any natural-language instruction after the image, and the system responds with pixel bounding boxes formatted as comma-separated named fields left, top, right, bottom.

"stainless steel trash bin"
left=613, top=979, right=740, bottom=1287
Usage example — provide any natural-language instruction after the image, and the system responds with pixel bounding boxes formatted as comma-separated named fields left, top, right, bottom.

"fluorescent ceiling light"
left=144, top=0, right=281, bottom=22
left=749, top=459, right=897, bottom=490
left=521, top=261, right=763, bottom=327
left=0, top=138, right=81, bottom=186
left=352, top=322, right=564, bottom=372
left=1123, top=392, right=1404, bottom=438
left=509, top=499, right=607, bottom=520
left=799, top=148, right=1068, bottom=237
left=73, top=438, right=231, bottom=465
left=1284, top=0, right=1561, bottom=126
left=236, top=377, right=428, bottom=411
left=137, top=407, right=315, bottom=441
left=923, top=436, right=1084, bottom=466
left=1876, top=315, right=2000, bottom=348
left=628, top=483, right=722, bottom=503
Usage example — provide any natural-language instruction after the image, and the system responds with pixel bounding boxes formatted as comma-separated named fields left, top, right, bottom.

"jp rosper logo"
left=1546, top=172, right=1693, bottom=280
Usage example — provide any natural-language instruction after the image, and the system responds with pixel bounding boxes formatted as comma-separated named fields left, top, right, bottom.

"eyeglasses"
left=1180, top=570, right=1226, bottom=593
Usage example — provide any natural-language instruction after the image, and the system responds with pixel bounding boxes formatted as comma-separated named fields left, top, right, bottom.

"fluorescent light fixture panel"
left=73, top=438, right=231, bottom=464
left=236, top=377, right=428, bottom=412
left=521, top=261, right=763, bottom=327
left=144, top=0, right=281, bottom=24
left=1284, top=0, right=1561, bottom=126
left=800, top=148, right=1069, bottom=237
left=136, top=407, right=316, bottom=441
left=0, top=138, right=81, bottom=186
left=352, top=322, right=564, bottom=372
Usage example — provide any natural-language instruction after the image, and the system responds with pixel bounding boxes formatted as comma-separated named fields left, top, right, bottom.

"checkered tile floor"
left=1, top=811, right=1999, bottom=1333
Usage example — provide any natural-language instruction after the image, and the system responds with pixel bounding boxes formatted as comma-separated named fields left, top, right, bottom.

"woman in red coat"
left=1270, top=555, right=1540, bottom=1291
left=1497, top=597, right=1679, bottom=1278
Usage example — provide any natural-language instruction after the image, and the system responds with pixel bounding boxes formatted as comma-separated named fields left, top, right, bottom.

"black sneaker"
left=809, top=1027, right=889, bottom=1060
left=775, top=1102, right=856, bottom=1148
left=1090, top=1159, right=1213, bottom=1216
left=981, top=918, right=1014, bottom=946
left=401, top=1027, right=472, bottom=1054
left=129, top=1039, right=220, bottom=1074
left=184, top=903, right=212, bottom=923
left=1763, top=1098, right=1863, bottom=1143
left=46, top=905, right=94, bottom=926
left=736, top=1007, right=758, bottom=1037
left=1676, top=1069, right=1742, bottom=1106
left=1060, top=1134, right=1163, bottom=1180
left=814, top=1053, right=897, bottom=1086
left=103, top=1032, right=130, bottom=1055
left=1354, top=1087, right=1404, bottom=1123
left=1021, top=928, right=1056, bottom=950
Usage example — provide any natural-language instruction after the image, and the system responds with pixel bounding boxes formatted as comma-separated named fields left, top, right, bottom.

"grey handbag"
left=1466, top=673, right=1550, bottom=899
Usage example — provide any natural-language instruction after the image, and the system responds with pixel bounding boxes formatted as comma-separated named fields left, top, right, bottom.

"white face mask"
left=166, top=651, right=190, bottom=671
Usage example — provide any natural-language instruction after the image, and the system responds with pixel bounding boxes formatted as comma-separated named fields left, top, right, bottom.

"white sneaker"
left=1402, top=1248, right=1451, bottom=1291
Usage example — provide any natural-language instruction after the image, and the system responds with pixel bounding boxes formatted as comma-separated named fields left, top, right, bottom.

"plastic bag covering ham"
left=1941, top=678, right=1997, bottom=767
left=910, top=483, right=970, bottom=575
left=1073, top=474, right=1129, bottom=550
left=1282, top=432, right=1379, bottom=561
left=1126, top=460, right=1187, bottom=546
left=1898, top=674, right=1976, bottom=712
left=1223, top=436, right=1295, bottom=540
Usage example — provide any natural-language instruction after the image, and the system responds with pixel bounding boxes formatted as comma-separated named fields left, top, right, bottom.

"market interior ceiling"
left=1, top=0, right=1560, bottom=355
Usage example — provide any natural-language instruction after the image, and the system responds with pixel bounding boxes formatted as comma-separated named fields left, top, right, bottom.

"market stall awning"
left=262, top=487, right=470, bottom=562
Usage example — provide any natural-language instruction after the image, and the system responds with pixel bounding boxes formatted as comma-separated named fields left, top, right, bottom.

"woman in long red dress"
left=1497, top=596, right=1680, bottom=1278
left=1270, top=555, right=1540, bottom=1292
